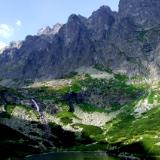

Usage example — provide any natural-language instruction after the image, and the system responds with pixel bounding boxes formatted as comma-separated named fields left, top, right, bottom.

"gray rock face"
left=37, top=23, right=63, bottom=35
left=119, top=0, right=160, bottom=28
left=88, top=6, right=115, bottom=40
left=0, top=0, right=160, bottom=81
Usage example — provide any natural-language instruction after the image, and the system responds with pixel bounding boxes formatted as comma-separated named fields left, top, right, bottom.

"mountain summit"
left=0, top=0, right=160, bottom=81
left=37, top=23, right=63, bottom=35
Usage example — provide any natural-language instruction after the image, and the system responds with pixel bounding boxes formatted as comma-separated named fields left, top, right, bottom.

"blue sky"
left=0, top=0, right=119, bottom=48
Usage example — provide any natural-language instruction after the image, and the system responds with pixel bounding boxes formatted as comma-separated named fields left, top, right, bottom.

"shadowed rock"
left=0, top=0, right=160, bottom=82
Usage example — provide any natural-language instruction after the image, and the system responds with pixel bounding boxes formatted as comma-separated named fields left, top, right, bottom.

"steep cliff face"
left=0, top=0, right=160, bottom=81
left=119, top=0, right=160, bottom=28
left=88, top=6, right=115, bottom=40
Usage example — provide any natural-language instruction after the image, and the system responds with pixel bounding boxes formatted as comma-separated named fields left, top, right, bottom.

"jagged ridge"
left=0, top=0, right=160, bottom=82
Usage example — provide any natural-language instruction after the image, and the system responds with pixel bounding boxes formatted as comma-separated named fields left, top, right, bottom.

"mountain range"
left=1, top=0, right=160, bottom=82
left=1, top=0, right=160, bottom=159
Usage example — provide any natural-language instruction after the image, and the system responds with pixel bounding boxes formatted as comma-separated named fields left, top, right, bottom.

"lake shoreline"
left=25, top=151, right=117, bottom=160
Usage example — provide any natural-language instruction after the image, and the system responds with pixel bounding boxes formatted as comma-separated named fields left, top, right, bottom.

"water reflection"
left=25, top=152, right=119, bottom=160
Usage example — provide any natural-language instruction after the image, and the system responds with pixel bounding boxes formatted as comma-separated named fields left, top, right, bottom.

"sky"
left=0, top=0, right=119, bottom=48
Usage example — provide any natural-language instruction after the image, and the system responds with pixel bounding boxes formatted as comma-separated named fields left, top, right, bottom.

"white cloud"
left=0, top=24, right=14, bottom=39
left=0, top=41, right=7, bottom=50
left=16, top=20, right=22, bottom=27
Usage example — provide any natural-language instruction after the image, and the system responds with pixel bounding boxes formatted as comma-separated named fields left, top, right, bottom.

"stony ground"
left=1, top=66, right=160, bottom=159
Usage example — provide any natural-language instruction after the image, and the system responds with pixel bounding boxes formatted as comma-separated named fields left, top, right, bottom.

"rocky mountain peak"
left=91, top=5, right=112, bottom=15
left=88, top=5, right=115, bottom=40
left=37, top=26, right=51, bottom=35
left=67, top=14, right=87, bottom=25
left=118, top=0, right=160, bottom=28
left=61, top=14, right=87, bottom=45
left=1, top=1, right=160, bottom=81
left=37, top=23, right=63, bottom=35
left=89, top=5, right=114, bottom=22
left=52, top=23, right=63, bottom=34
left=68, top=14, right=80, bottom=22
left=9, top=41, right=22, bottom=49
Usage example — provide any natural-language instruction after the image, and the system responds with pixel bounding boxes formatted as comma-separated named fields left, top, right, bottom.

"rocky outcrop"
left=0, top=0, right=160, bottom=81
left=88, top=6, right=116, bottom=40
left=37, top=23, right=63, bottom=35
left=118, top=0, right=160, bottom=28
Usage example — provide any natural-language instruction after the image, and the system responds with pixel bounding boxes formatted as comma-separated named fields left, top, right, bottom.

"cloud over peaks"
left=16, top=20, right=22, bottom=27
left=0, top=24, right=14, bottom=39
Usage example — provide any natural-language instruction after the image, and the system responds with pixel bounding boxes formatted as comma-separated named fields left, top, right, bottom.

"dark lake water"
left=25, top=152, right=119, bottom=160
